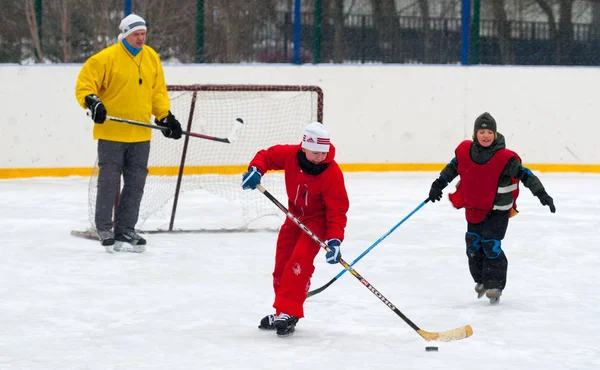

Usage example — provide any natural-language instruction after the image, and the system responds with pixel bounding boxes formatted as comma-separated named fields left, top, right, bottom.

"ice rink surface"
left=1, top=172, right=599, bottom=370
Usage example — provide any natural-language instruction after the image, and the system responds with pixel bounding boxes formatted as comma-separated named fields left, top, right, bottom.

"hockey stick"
left=88, top=112, right=244, bottom=143
left=256, top=184, right=473, bottom=342
left=307, top=199, right=429, bottom=298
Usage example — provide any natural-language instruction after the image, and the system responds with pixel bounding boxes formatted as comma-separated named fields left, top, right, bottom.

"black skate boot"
left=97, top=230, right=116, bottom=253
left=258, top=314, right=276, bottom=330
left=114, top=231, right=146, bottom=253
left=486, top=288, right=502, bottom=304
left=474, top=283, right=486, bottom=299
left=274, top=313, right=299, bottom=337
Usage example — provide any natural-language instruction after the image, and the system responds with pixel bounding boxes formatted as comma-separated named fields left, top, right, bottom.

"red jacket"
left=249, top=143, right=349, bottom=241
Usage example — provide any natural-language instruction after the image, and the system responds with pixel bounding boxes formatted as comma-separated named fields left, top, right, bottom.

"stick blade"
left=226, top=118, right=244, bottom=143
left=306, top=278, right=336, bottom=298
left=71, top=229, right=99, bottom=241
left=418, top=325, right=473, bottom=342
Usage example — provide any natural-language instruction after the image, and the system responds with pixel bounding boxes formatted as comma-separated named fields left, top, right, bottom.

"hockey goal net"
left=77, top=84, right=323, bottom=236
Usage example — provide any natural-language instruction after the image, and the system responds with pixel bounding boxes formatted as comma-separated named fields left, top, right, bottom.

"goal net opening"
left=74, top=84, right=323, bottom=238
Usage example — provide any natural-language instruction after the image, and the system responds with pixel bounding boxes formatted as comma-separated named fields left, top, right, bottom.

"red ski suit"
left=249, top=143, right=349, bottom=318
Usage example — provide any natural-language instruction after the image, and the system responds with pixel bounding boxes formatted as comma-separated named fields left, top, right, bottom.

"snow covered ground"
left=1, top=172, right=598, bottom=369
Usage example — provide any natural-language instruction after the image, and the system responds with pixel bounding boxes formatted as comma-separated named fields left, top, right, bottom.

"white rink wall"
left=1, top=64, right=599, bottom=177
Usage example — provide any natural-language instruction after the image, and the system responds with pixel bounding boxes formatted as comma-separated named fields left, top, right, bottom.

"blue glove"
left=241, top=166, right=262, bottom=190
left=325, top=239, right=342, bottom=264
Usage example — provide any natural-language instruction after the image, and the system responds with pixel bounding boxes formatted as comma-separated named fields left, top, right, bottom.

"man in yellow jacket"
left=75, top=13, right=182, bottom=253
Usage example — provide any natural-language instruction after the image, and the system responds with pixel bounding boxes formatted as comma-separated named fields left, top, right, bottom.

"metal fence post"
left=461, top=0, right=470, bottom=65
left=293, top=0, right=302, bottom=64
left=124, top=0, right=132, bottom=16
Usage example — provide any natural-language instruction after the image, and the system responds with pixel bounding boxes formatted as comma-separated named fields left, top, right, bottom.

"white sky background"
left=1, top=172, right=599, bottom=370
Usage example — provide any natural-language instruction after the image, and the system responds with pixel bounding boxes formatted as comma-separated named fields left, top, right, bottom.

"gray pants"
left=95, top=139, right=150, bottom=234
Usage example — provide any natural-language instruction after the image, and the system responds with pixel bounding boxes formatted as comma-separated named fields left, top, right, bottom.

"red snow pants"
left=272, top=218, right=325, bottom=318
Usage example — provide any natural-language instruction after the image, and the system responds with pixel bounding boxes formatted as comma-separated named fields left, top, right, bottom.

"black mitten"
left=155, top=111, right=182, bottom=140
left=429, top=178, right=447, bottom=202
left=534, top=189, right=556, bottom=213
left=84, top=94, right=107, bottom=123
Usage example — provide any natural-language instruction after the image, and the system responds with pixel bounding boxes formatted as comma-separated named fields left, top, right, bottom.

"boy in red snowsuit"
left=428, top=112, right=556, bottom=304
left=241, top=122, right=349, bottom=336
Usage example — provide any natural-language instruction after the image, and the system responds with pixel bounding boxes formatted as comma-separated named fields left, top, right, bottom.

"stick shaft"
left=307, top=199, right=429, bottom=298
left=256, top=184, right=473, bottom=342
left=106, top=115, right=231, bottom=143
left=256, top=184, right=422, bottom=332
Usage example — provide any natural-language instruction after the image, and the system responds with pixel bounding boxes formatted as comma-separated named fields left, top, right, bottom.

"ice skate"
left=114, top=231, right=146, bottom=253
left=258, top=314, right=276, bottom=330
left=486, top=288, right=502, bottom=304
left=97, top=230, right=116, bottom=253
left=474, top=283, right=486, bottom=299
left=274, top=313, right=299, bottom=337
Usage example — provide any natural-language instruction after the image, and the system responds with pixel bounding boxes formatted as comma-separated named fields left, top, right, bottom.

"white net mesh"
left=87, top=85, right=323, bottom=232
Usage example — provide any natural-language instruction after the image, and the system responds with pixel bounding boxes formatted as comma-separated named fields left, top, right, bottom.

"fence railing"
left=260, top=12, right=598, bottom=65
left=3, top=8, right=599, bottom=66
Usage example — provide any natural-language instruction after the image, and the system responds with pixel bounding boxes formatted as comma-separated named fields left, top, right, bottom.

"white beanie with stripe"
left=118, top=14, right=147, bottom=41
left=301, top=122, right=330, bottom=153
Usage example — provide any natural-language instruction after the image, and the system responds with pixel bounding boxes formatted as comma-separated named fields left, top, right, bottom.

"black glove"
left=84, top=94, right=107, bottom=123
left=155, top=111, right=182, bottom=140
left=534, top=189, right=556, bottom=213
left=429, top=178, right=447, bottom=202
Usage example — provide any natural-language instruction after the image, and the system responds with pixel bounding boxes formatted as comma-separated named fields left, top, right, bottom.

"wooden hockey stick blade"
left=70, top=229, right=99, bottom=241
left=417, top=325, right=473, bottom=342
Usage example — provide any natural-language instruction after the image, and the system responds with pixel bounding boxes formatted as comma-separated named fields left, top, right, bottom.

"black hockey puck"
left=425, top=346, right=439, bottom=352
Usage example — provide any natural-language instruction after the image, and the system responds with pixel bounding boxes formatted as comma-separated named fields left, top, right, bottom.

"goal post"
left=73, top=84, right=324, bottom=238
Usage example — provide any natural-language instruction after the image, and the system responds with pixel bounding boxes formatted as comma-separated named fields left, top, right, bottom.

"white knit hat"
left=301, top=122, right=330, bottom=153
left=118, top=14, right=147, bottom=40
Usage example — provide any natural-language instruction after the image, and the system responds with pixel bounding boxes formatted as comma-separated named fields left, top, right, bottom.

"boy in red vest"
left=428, top=112, right=555, bottom=304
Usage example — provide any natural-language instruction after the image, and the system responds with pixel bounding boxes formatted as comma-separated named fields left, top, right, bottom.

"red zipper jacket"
left=249, top=143, right=349, bottom=241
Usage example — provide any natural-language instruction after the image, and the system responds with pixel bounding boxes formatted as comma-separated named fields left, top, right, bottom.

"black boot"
left=114, top=231, right=146, bottom=253
left=474, top=282, right=486, bottom=299
left=486, top=289, right=502, bottom=304
left=274, top=313, right=299, bottom=337
left=258, top=314, right=276, bottom=330
left=97, top=230, right=116, bottom=253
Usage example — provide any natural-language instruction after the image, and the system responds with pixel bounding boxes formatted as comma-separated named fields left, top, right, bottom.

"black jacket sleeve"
left=503, top=157, right=545, bottom=195
left=438, top=157, right=459, bottom=185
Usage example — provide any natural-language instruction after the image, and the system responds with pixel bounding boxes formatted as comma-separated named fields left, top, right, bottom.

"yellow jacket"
left=75, top=42, right=171, bottom=142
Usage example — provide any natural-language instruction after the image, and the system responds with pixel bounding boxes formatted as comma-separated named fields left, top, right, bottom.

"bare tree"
left=24, top=0, right=44, bottom=62
left=0, top=0, right=28, bottom=62
left=593, top=0, right=600, bottom=37
left=535, top=0, right=575, bottom=64
left=418, top=0, right=432, bottom=63
left=59, top=0, right=71, bottom=62
left=370, top=0, right=397, bottom=62
left=92, top=0, right=116, bottom=55
left=330, top=0, right=346, bottom=63
left=491, top=0, right=515, bottom=64
left=557, top=0, right=574, bottom=64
